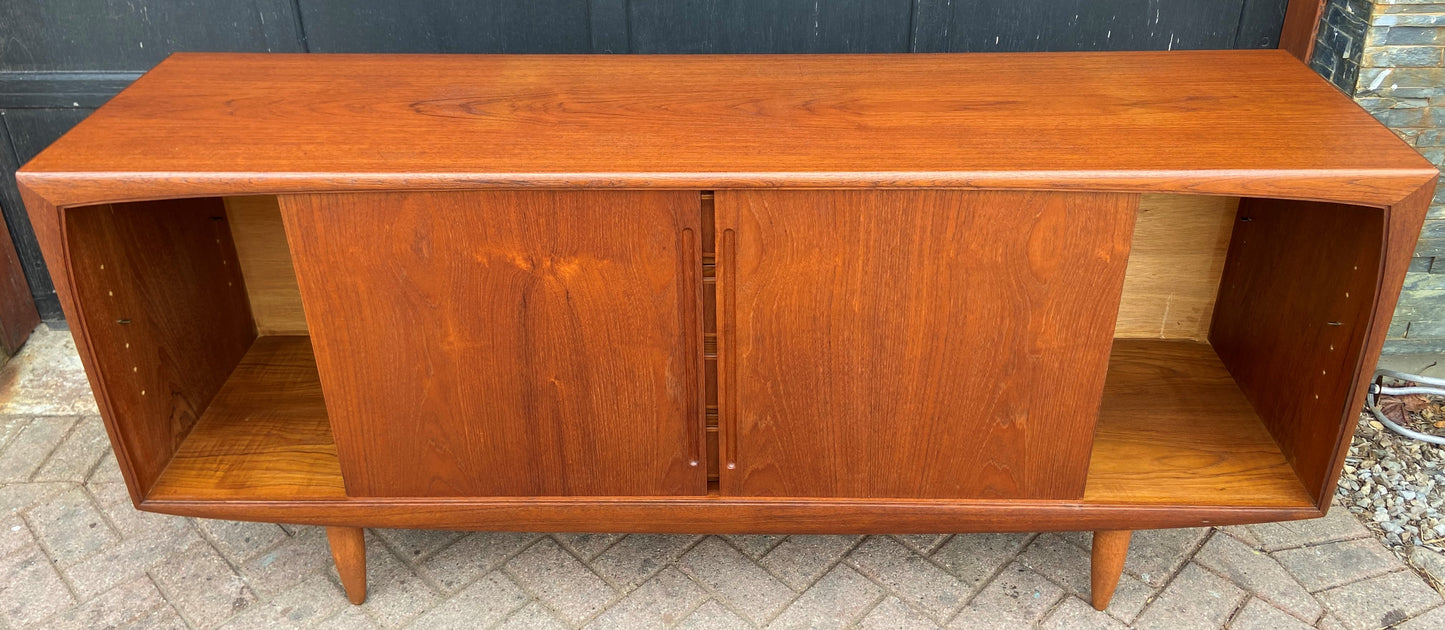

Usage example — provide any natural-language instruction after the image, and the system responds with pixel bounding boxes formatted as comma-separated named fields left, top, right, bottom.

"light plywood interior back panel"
left=222, top=193, right=1237, bottom=340
left=1114, top=194, right=1238, bottom=340
left=225, top=196, right=308, bottom=335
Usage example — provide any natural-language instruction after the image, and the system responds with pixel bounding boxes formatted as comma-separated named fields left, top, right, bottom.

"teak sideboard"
left=16, top=51, right=1438, bottom=609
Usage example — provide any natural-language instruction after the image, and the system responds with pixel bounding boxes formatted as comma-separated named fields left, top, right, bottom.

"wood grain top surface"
left=18, top=50, right=1436, bottom=207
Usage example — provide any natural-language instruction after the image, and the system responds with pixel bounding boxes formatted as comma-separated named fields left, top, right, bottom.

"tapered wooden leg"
left=1090, top=530, right=1131, bottom=611
left=326, top=526, right=367, bottom=604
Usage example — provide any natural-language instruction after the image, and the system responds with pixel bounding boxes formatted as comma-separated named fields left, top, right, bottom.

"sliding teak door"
left=715, top=190, right=1137, bottom=499
left=281, top=190, right=706, bottom=497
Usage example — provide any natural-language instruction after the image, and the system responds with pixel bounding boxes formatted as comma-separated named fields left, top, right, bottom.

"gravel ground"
left=1337, top=390, right=1445, bottom=591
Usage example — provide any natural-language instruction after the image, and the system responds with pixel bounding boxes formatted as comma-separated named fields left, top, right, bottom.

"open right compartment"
left=1085, top=194, right=1382, bottom=511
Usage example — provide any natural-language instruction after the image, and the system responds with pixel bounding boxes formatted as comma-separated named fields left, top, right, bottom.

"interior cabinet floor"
left=1086, top=340, right=1313, bottom=507
left=149, top=336, right=343, bottom=500
left=148, top=336, right=1313, bottom=508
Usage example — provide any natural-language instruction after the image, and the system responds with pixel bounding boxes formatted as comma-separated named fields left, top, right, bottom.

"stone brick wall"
left=1311, top=0, right=1373, bottom=91
left=1316, top=1, right=1445, bottom=353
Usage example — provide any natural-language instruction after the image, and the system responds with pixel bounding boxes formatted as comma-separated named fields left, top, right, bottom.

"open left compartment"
left=63, top=195, right=343, bottom=502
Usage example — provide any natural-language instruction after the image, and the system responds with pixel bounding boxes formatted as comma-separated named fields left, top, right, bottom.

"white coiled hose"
left=1366, top=369, right=1445, bottom=446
